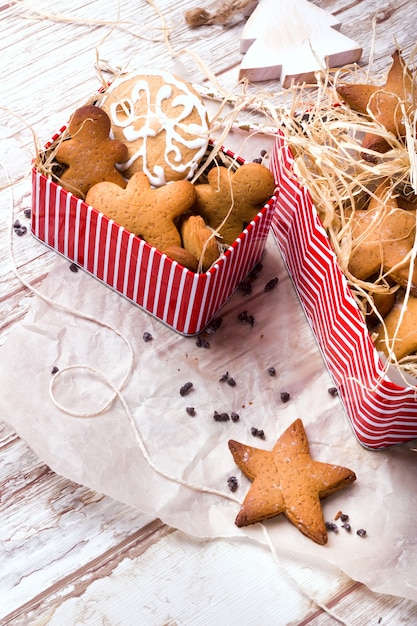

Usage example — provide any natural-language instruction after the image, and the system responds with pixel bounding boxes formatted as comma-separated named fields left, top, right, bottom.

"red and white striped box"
left=31, top=141, right=277, bottom=336
left=270, top=132, right=417, bottom=449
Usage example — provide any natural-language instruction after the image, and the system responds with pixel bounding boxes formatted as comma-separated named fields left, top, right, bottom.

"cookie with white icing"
left=99, top=69, right=210, bottom=187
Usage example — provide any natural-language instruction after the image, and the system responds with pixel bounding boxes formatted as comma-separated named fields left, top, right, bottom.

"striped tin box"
left=31, top=141, right=277, bottom=336
left=270, top=132, right=417, bottom=450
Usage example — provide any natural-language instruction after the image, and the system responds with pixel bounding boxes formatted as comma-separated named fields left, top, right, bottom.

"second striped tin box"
left=270, top=132, right=417, bottom=449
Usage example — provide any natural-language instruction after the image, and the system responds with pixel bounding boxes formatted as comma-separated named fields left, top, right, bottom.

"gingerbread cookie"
left=99, top=69, right=210, bottom=186
left=347, top=179, right=417, bottom=294
left=55, top=105, right=128, bottom=199
left=181, top=214, right=220, bottom=271
left=336, top=50, right=416, bottom=159
left=374, top=292, right=417, bottom=360
left=85, top=172, right=196, bottom=251
left=228, top=419, right=356, bottom=545
left=193, top=163, right=276, bottom=246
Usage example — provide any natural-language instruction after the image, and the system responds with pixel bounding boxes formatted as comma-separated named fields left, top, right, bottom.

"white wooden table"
left=1, top=1, right=417, bottom=624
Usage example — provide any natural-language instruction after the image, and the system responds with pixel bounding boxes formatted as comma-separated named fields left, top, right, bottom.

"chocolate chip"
left=356, top=528, right=367, bottom=537
left=340, top=513, right=349, bottom=522
left=180, top=382, right=193, bottom=396
left=13, top=219, right=27, bottom=236
left=251, top=427, right=265, bottom=439
left=227, top=476, right=238, bottom=492
left=186, top=407, right=196, bottom=416
left=206, top=317, right=223, bottom=333
left=69, top=263, right=79, bottom=272
left=230, top=411, right=240, bottom=422
left=267, top=366, right=276, bottom=376
left=213, top=411, right=230, bottom=422
left=249, top=262, right=263, bottom=278
left=239, top=280, right=253, bottom=295
left=328, top=387, right=338, bottom=397
left=219, top=372, right=229, bottom=383
left=196, top=336, right=210, bottom=348
left=142, top=332, right=153, bottom=342
left=325, top=521, right=338, bottom=533
left=238, top=310, right=255, bottom=326
left=342, top=523, right=351, bottom=532
left=227, top=377, right=236, bottom=387
left=280, top=392, right=290, bottom=403
left=264, top=277, right=279, bottom=291
left=23, top=208, right=32, bottom=219
left=51, top=366, right=59, bottom=375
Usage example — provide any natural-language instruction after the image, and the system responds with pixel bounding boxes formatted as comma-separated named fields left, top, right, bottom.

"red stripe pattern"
left=270, top=132, right=417, bottom=449
left=31, top=149, right=276, bottom=336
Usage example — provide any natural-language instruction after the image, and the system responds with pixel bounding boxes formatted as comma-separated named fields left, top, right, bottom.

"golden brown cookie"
left=228, top=419, right=356, bottom=545
left=347, top=179, right=417, bottom=294
left=164, top=244, right=199, bottom=272
left=55, top=105, right=128, bottom=199
left=336, top=50, right=416, bottom=159
left=181, top=215, right=220, bottom=271
left=99, top=69, right=210, bottom=186
left=193, top=163, right=276, bottom=246
left=85, top=172, right=196, bottom=251
left=374, top=291, right=417, bottom=360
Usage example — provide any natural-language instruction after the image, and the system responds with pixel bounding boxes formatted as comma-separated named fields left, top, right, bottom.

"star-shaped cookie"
left=228, top=419, right=356, bottom=545
left=336, top=50, right=416, bottom=159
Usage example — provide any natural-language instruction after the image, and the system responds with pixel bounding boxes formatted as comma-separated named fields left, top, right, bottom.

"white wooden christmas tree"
left=240, top=0, right=362, bottom=86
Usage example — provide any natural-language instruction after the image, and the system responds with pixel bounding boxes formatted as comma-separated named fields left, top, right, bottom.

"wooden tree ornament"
left=239, top=0, right=362, bottom=86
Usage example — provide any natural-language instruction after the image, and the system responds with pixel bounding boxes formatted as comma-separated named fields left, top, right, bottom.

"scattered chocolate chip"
left=249, top=262, right=263, bottom=278
left=69, top=263, right=79, bottom=272
left=264, top=277, right=279, bottom=291
left=227, top=377, right=236, bottom=387
left=267, top=366, right=276, bottom=377
left=325, top=521, right=339, bottom=533
left=252, top=157, right=262, bottom=164
left=142, top=331, right=153, bottom=342
left=356, top=528, right=367, bottom=537
left=213, top=411, right=230, bottom=422
left=196, top=336, right=210, bottom=348
left=23, top=208, right=32, bottom=219
left=328, top=387, right=338, bottom=397
left=180, top=382, right=193, bottom=396
left=239, top=280, right=253, bottom=295
left=206, top=317, right=223, bottom=333
left=342, top=523, right=352, bottom=532
left=238, top=310, right=255, bottom=326
left=219, top=372, right=229, bottom=383
left=251, top=427, right=265, bottom=439
left=227, top=476, right=238, bottom=492
left=260, top=149, right=267, bottom=157
left=280, top=392, right=290, bottom=403
left=186, top=407, right=196, bottom=416
left=51, top=366, right=59, bottom=375
left=340, top=513, right=349, bottom=522
left=230, top=411, right=240, bottom=422
left=13, top=219, right=27, bottom=236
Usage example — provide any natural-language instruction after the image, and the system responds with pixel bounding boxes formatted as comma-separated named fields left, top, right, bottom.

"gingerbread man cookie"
left=55, top=105, right=128, bottom=199
left=85, top=171, right=196, bottom=251
left=193, top=162, right=276, bottom=246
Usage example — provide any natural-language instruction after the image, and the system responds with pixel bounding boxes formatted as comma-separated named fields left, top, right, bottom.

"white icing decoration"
left=101, top=69, right=209, bottom=187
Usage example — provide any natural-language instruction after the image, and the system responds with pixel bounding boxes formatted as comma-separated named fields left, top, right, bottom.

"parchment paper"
left=2, top=235, right=417, bottom=602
